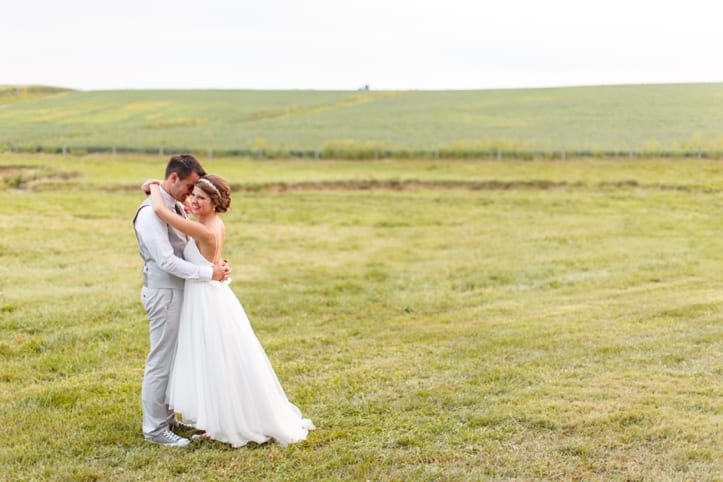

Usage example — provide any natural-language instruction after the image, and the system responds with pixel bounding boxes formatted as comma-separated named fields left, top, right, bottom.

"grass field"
left=0, top=85, right=72, bottom=106
left=1, top=83, right=723, bottom=157
left=0, top=154, right=721, bottom=480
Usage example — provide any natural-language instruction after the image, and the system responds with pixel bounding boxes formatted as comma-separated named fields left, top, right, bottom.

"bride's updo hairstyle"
left=197, top=174, right=231, bottom=213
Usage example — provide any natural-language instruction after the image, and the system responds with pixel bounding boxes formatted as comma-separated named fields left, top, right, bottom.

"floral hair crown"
left=198, top=178, right=220, bottom=196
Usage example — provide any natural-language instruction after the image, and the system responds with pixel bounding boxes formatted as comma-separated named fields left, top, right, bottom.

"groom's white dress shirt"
left=133, top=187, right=212, bottom=288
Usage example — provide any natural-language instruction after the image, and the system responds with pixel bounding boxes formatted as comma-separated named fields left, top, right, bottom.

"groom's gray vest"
left=133, top=198, right=187, bottom=289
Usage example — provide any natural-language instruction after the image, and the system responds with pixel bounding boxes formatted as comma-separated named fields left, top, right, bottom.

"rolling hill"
left=1, top=83, right=722, bottom=158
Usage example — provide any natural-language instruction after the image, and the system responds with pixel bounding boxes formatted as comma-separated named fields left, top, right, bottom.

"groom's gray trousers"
left=134, top=197, right=211, bottom=439
left=140, top=286, right=183, bottom=439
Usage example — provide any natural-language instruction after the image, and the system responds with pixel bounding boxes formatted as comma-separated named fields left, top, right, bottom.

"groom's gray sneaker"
left=146, top=429, right=191, bottom=447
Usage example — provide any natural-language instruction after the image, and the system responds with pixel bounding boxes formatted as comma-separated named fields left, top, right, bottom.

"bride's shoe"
left=169, top=420, right=197, bottom=431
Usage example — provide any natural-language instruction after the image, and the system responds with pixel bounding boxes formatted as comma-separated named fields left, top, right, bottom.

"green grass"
left=0, top=154, right=721, bottom=480
left=1, top=84, right=723, bottom=157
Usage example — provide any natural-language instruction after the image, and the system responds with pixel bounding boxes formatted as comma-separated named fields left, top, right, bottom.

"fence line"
left=1, top=143, right=720, bottom=160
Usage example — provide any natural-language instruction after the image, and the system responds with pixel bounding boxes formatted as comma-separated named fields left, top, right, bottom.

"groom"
left=132, top=153, right=230, bottom=446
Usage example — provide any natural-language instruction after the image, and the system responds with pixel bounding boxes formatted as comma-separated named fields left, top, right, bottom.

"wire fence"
left=2, top=143, right=720, bottom=160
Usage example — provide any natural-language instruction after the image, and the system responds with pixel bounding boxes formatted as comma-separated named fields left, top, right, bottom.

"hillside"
left=1, top=84, right=722, bottom=158
left=0, top=85, right=73, bottom=105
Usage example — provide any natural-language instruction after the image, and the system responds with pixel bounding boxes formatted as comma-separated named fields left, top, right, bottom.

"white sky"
left=3, top=0, right=722, bottom=91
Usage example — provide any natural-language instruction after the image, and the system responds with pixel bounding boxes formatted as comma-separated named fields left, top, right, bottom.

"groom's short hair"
left=165, top=153, right=206, bottom=180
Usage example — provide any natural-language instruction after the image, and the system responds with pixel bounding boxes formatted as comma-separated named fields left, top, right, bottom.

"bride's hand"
left=212, top=259, right=231, bottom=281
left=142, top=178, right=162, bottom=195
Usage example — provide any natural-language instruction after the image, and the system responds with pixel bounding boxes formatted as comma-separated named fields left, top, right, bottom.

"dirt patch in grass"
left=0, top=166, right=80, bottom=189
left=229, top=179, right=716, bottom=193
left=105, top=178, right=717, bottom=193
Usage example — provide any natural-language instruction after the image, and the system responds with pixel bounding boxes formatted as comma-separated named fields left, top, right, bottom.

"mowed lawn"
left=0, top=154, right=721, bottom=480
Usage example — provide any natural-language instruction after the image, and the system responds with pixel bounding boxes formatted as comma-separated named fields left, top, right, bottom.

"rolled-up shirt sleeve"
left=135, top=207, right=213, bottom=281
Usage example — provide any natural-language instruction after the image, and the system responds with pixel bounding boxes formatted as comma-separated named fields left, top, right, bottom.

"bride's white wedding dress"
left=166, top=239, right=314, bottom=447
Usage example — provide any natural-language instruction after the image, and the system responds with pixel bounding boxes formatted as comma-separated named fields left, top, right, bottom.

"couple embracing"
left=132, top=153, right=314, bottom=448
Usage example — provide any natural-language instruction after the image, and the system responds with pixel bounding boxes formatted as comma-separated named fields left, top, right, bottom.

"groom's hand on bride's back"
left=212, top=259, right=231, bottom=281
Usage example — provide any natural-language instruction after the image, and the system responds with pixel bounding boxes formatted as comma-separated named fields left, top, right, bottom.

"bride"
left=144, top=174, right=314, bottom=448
